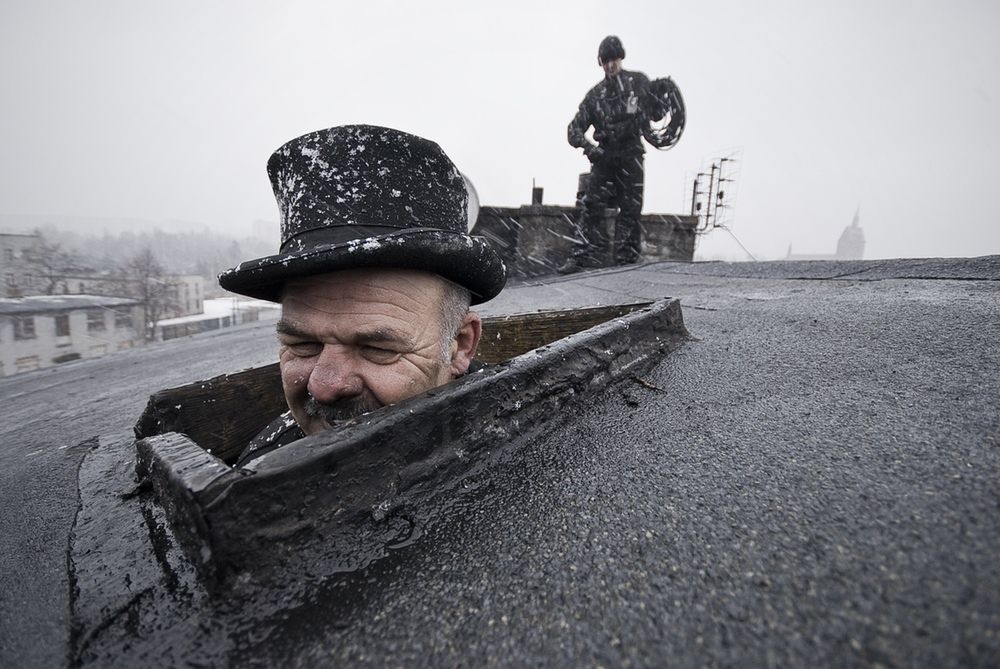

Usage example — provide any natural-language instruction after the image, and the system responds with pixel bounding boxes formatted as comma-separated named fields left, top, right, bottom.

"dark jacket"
left=234, top=410, right=303, bottom=467
left=568, top=69, right=651, bottom=157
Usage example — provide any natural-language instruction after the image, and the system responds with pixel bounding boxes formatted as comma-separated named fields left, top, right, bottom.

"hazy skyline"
left=2, top=0, right=998, bottom=261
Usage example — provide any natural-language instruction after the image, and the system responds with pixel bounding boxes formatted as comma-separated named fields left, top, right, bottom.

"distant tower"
left=836, top=207, right=865, bottom=260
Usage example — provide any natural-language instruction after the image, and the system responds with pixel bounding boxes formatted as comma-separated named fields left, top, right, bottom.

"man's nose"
left=306, top=345, right=364, bottom=403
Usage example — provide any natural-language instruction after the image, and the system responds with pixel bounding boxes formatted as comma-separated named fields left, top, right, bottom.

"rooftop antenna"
left=689, top=148, right=754, bottom=259
left=690, top=149, right=742, bottom=232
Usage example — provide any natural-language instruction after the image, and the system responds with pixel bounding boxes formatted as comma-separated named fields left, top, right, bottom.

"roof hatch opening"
left=131, top=299, right=689, bottom=586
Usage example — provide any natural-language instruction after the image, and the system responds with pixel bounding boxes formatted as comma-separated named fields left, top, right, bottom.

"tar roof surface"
left=1, top=257, right=997, bottom=667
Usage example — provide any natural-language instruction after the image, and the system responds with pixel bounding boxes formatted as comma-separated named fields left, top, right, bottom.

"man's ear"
left=449, top=311, right=482, bottom=377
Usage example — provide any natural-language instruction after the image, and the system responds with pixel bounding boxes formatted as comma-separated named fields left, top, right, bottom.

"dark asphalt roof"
left=568, top=254, right=1000, bottom=283
left=1, top=256, right=997, bottom=667
left=0, top=294, right=138, bottom=315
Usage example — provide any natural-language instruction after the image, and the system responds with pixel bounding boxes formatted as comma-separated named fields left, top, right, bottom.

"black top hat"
left=218, top=125, right=507, bottom=304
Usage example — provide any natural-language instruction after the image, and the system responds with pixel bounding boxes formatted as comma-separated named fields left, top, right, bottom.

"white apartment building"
left=162, top=275, right=205, bottom=318
left=0, top=295, right=142, bottom=377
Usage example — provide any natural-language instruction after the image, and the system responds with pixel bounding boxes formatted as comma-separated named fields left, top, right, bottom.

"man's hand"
left=584, top=144, right=605, bottom=162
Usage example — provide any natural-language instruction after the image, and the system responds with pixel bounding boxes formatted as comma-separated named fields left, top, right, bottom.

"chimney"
left=531, top=182, right=543, bottom=205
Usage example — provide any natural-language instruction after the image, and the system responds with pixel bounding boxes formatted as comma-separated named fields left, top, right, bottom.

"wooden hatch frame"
left=132, top=299, right=689, bottom=587
left=136, top=301, right=661, bottom=463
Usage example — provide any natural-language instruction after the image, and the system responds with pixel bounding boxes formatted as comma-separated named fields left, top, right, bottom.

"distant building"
left=49, top=273, right=102, bottom=296
left=0, top=232, right=42, bottom=297
left=156, top=297, right=279, bottom=341
left=29, top=273, right=204, bottom=318
left=787, top=207, right=866, bottom=261
left=1, top=231, right=205, bottom=319
left=160, top=275, right=204, bottom=318
left=836, top=209, right=865, bottom=260
left=0, top=295, right=142, bottom=377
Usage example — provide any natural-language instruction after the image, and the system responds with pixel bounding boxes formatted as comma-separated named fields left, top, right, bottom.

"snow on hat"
left=598, top=35, right=625, bottom=63
left=218, top=125, right=507, bottom=305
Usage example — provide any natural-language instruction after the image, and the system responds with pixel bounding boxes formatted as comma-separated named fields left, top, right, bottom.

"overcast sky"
left=2, top=0, right=998, bottom=260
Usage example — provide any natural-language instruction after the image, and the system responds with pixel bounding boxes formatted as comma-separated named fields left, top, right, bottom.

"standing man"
left=561, top=35, right=651, bottom=273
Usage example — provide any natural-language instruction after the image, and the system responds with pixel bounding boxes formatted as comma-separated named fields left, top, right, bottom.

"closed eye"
left=285, top=341, right=323, bottom=357
left=361, top=345, right=402, bottom=365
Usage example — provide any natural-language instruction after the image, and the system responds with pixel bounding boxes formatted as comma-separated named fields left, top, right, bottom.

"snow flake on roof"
left=0, top=294, right=140, bottom=315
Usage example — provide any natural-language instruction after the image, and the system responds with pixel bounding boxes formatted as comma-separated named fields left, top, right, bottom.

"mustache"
left=303, top=393, right=382, bottom=425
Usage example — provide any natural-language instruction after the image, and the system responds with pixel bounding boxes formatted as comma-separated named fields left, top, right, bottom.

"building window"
left=55, top=314, right=70, bottom=337
left=14, top=315, right=36, bottom=340
left=4, top=248, right=13, bottom=262
left=16, top=355, right=39, bottom=373
left=86, top=309, right=106, bottom=332
left=114, top=310, right=133, bottom=329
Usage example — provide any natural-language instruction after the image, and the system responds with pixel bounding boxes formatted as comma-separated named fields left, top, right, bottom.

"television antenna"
left=689, top=148, right=742, bottom=233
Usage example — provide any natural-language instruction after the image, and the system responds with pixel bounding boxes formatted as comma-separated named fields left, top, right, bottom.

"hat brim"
left=218, top=229, right=507, bottom=305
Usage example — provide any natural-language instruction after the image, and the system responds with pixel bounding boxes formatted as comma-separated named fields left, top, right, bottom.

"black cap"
left=598, top=35, right=625, bottom=64
left=218, top=125, right=507, bottom=305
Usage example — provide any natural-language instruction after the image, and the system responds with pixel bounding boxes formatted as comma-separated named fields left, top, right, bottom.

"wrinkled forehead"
left=281, top=268, right=446, bottom=324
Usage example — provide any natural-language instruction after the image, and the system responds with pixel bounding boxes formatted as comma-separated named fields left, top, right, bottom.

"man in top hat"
left=219, top=125, right=507, bottom=465
left=560, top=35, right=652, bottom=274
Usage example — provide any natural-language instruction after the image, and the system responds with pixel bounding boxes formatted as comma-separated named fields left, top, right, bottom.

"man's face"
left=601, top=58, right=623, bottom=78
left=277, top=268, right=462, bottom=436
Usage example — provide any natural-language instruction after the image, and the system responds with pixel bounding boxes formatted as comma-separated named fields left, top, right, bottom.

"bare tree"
left=20, top=235, right=77, bottom=295
left=116, top=248, right=179, bottom=341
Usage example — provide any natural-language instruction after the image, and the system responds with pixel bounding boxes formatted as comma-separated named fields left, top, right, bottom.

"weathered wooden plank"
left=134, top=364, right=284, bottom=463
left=475, top=302, right=652, bottom=364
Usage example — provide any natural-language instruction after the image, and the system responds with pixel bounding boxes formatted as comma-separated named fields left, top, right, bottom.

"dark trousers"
left=575, top=153, right=645, bottom=265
